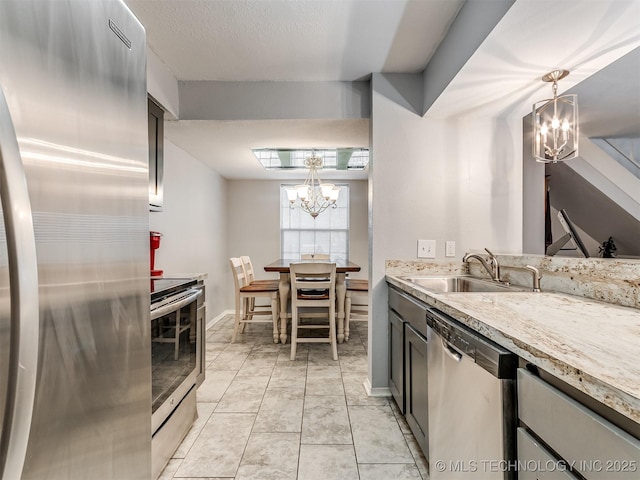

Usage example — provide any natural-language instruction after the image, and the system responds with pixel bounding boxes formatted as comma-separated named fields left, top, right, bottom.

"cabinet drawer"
left=517, top=428, right=578, bottom=480
left=388, top=286, right=428, bottom=337
left=518, top=368, right=640, bottom=479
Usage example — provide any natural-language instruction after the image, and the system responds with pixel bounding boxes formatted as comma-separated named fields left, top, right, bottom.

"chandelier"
left=532, top=69, right=579, bottom=163
left=286, top=153, right=339, bottom=218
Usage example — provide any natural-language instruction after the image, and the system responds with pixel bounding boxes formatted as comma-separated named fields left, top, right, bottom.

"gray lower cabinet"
left=517, top=428, right=578, bottom=480
left=404, top=323, right=429, bottom=458
left=388, top=308, right=405, bottom=412
left=388, top=285, right=429, bottom=460
left=518, top=368, right=640, bottom=479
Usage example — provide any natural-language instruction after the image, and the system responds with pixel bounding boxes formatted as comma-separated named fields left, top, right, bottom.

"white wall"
left=369, top=73, right=523, bottom=391
left=149, top=139, right=228, bottom=322
left=225, top=179, right=369, bottom=309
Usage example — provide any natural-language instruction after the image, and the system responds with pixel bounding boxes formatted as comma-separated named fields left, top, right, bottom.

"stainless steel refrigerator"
left=0, top=1, right=151, bottom=478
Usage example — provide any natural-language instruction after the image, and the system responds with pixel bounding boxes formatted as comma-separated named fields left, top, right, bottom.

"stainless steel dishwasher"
left=426, top=308, right=517, bottom=480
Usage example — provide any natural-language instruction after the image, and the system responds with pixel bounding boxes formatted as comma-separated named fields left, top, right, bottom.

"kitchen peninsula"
left=386, top=255, right=640, bottom=423
left=386, top=254, right=640, bottom=478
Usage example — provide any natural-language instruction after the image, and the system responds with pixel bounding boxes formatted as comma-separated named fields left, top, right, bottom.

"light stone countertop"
left=386, top=274, right=640, bottom=424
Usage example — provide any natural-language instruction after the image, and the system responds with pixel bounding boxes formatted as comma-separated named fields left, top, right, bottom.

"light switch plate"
left=417, top=239, right=436, bottom=258
left=445, top=241, right=456, bottom=257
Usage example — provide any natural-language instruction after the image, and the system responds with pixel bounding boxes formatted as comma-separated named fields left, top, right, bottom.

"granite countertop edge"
left=386, top=274, right=640, bottom=425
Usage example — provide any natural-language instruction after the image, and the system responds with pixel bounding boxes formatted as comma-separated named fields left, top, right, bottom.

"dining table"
left=264, top=258, right=361, bottom=344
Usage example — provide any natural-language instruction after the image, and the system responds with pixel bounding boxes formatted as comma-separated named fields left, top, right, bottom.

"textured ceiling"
left=124, top=1, right=640, bottom=180
left=123, top=0, right=465, bottom=179
left=125, top=0, right=463, bottom=81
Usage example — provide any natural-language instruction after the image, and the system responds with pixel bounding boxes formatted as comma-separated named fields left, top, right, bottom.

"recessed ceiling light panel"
left=252, top=148, right=369, bottom=171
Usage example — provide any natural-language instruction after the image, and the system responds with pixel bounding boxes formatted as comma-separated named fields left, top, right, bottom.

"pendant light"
left=532, top=69, right=579, bottom=163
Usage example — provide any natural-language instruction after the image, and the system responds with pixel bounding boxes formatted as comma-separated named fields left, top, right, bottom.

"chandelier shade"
left=286, top=153, right=339, bottom=219
left=532, top=69, right=579, bottom=163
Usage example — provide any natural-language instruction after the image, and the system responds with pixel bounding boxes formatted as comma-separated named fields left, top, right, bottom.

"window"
left=280, top=184, right=349, bottom=260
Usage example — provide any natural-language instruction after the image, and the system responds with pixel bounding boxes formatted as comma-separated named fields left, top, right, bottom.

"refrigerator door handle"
left=0, top=84, right=40, bottom=480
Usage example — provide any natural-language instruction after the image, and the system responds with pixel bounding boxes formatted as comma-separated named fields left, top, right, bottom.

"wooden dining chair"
left=345, top=279, right=369, bottom=342
left=239, top=255, right=280, bottom=327
left=289, top=262, right=337, bottom=361
left=240, top=255, right=277, bottom=285
left=229, top=257, right=280, bottom=343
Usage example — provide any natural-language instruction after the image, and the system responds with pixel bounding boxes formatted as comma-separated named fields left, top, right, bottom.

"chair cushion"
left=248, top=280, right=280, bottom=289
left=240, top=283, right=279, bottom=293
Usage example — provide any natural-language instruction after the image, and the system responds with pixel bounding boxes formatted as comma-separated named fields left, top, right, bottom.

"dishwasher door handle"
left=442, top=338, right=462, bottom=362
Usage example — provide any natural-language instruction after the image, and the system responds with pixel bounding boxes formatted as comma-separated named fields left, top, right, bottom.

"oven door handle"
left=151, top=288, right=202, bottom=320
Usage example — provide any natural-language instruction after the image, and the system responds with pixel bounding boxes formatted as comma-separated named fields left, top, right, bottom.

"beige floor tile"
left=276, top=343, right=309, bottom=364
left=225, top=343, right=256, bottom=354
left=338, top=341, right=367, bottom=354
left=173, top=402, right=217, bottom=458
left=389, top=398, right=412, bottom=434
left=305, top=365, right=345, bottom=396
left=235, top=432, right=300, bottom=480
left=205, top=342, right=227, bottom=364
left=237, top=352, right=278, bottom=376
left=298, top=444, right=359, bottom=480
left=339, top=354, right=368, bottom=372
left=161, top=314, right=427, bottom=480
left=174, top=413, right=254, bottom=478
left=208, top=330, right=232, bottom=343
left=251, top=342, right=286, bottom=354
left=358, top=463, right=423, bottom=480
left=349, top=405, right=414, bottom=463
left=305, top=376, right=344, bottom=396
left=268, top=364, right=307, bottom=389
left=197, top=370, right=236, bottom=403
left=342, top=372, right=388, bottom=407
left=301, top=395, right=352, bottom=444
left=172, top=478, right=232, bottom=480
left=157, top=458, right=181, bottom=480
left=307, top=364, right=342, bottom=377
left=253, top=388, right=304, bottom=433
left=232, top=334, right=262, bottom=346
left=405, top=432, right=430, bottom=479
left=208, top=350, right=250, bottom=372
left=215, top=375, right=270, bottom=413
left=306, top=347, right=341, bottom=366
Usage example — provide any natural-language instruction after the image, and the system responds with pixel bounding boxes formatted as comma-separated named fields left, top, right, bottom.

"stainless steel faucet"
left=462, top=248, right=501, bottom=282
left=524, top=265, right=542, bottom=292
left=484, top=248, right=500, bottom=282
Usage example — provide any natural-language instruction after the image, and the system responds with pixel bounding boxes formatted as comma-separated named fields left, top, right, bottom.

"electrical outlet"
left=445, top=241, right=456, bottom=257
left=417, top=240, right=436, bottom=258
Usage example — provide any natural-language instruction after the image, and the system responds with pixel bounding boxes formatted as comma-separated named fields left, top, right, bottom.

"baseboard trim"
left=363, top=378, right=391, bottom=397
left=207, top=310, right=233, bottom=330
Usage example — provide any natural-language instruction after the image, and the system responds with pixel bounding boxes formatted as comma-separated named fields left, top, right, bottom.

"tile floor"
left=159, top=315, right=429, bottom=480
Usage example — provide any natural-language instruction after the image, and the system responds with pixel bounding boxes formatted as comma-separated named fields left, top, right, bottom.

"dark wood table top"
left=264, top=259, right=361, bottom=273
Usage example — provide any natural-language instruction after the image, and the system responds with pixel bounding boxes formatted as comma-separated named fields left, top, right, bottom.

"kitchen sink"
left=400, top=275, right=524, bottom=293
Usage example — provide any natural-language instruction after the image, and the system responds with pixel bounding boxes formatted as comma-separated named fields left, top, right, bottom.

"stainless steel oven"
left=150, top=277, right=205, bottom=479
